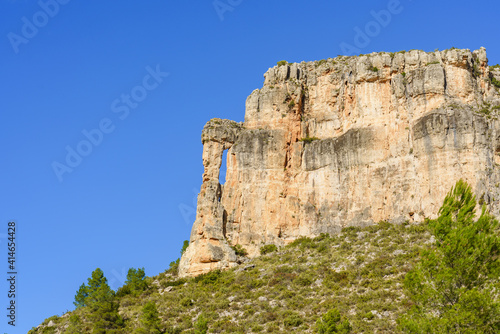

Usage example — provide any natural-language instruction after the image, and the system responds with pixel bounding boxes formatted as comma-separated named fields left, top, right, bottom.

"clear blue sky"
left=1, top=0, right=499, bottom=332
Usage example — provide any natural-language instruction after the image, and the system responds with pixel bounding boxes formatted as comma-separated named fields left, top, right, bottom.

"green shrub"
left=166, top=259, right=180, bottom=275
left=268, top=268, right=297, bottom=286
left=139, top=302, right=162, bottom=334
left=64, top=314, right=82, bottom=334
left=232, top=244, right=248, bottom=256
left=289, top=236, right=315, bottom=248
left=491, top=76, right=500, bottom=88
left=369, top=66, right=379, bottom=72
left=299, top=136, right=320, bottom=144
left=313, top=233, right=330, bottom=242
left=260, top=244, right=278, bottom=255
left=180, top=297, right=194, bottom=307
left=479, top=107, right=491, bottom=116
left=194, top=314, right=208, bottom=334
left=284, top=313, right=303, bottom=328
left=161, top=278, right=186, bottom=288
left=316, top=309, right=351, bottom=333
left=166, top=240, right=189, bottom=276
left=277, top=60, right=288, bottom=67
left=165, top=327, right=182, bottom=334
left=295, top=273, right=313, bottom=286
left=194, top=270, right=222, bottom=285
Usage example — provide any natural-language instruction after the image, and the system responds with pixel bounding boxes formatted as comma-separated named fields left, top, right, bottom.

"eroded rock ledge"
left=179, top=48, right=500, bottom=277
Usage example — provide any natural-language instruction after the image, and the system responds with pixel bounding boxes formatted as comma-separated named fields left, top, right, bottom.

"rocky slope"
left=32, top=222, right=432, bottom=333
left=179, top=48, right=500, bottom=277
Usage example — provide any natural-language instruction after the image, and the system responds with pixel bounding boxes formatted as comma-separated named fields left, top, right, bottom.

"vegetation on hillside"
left=30, top=181, right=499, bottom=333
left=399, top=180, right=500, bottom=333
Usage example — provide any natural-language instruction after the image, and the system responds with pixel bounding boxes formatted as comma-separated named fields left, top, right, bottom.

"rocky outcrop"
left=179, top=48, right=500, bottom=277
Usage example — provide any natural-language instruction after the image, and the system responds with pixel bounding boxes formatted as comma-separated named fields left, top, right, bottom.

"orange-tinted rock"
left=179, top=48, right=500, bottom=277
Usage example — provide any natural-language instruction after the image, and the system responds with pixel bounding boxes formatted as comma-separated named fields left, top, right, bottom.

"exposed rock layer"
left=179, top=48, right=500, bottom=277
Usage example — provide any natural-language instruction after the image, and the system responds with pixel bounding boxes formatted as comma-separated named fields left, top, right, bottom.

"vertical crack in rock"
left=179, top=48, right=500, bottom=277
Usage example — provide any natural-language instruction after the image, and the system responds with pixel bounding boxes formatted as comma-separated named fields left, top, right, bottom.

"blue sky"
left=1, top=0, right=499, bottom=332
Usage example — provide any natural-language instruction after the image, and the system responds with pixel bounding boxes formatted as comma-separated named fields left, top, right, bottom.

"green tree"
left=74, top=283, right=88, bottom=308
left=73, top=268, right=124, bottom=333
left=399, top=180, right=500, bottom=333
left=315, top=309, right=351, bottom=333
left=166, top=240, right=189, bottom=275
left=181, top=240, right=189, bottom=255
left=125, top=267, right=148, bottom=295
left=74, top=268, right=113, bottom=308
left=90, top=299, right=123, bottom=334
left=86, top=268, right=115, bottom=306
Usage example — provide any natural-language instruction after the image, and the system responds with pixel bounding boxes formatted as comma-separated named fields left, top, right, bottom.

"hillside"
left=32, top=221, right=432, bottom=333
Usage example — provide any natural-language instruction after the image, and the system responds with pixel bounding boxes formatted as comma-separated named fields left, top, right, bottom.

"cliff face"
left=179, top=48, right=500, bottom=277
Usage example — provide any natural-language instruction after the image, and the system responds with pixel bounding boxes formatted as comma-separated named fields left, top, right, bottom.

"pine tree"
left=399, top=180, right=500, bottom=333
left=73, top=283, right=88, bottom=308
left=125, top=267, right=148, bottom=294
left=86, top=268, right=114, bottom=306
left=73, top=268, right=124, bottom=333
left=181, top=240, right=189, bottom=255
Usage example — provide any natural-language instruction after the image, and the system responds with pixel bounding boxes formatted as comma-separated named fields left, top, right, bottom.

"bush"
left=284, top=313, right=303, bottom=328
left=398, top=180, right=500, bottom=333
left=232, top=244, right=248, bottom=256
left=64, top=314, right=82, bottom=334
left=194, top=314, right=208, bottom=334
left=161, top=278, right=186, bottom=288
left=260, top=244, right=278, bottom=255
left=139, top=302, right=162, bottom=334
left=166, top=259, right=180, bottom=275
left=299, top=137, right=320, bottom=144
left=295, top=273, right=313, bottom=286
left=316, top=309, right=352, bottom=333
left=180, top=297, right=194, bottom=307
left=277, top=60, right=288, bottom=66
left=194, top=270, right=222, bottom=285
left=165, top=240, right=189, bottom=276
left=491, top=76, right=500, bottom=88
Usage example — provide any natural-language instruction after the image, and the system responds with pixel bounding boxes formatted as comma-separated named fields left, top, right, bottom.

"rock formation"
left=179, top=48, right=500, bottom=277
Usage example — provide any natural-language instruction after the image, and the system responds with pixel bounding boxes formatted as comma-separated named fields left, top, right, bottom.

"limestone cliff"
left=179, top=48, right=500, bottom=277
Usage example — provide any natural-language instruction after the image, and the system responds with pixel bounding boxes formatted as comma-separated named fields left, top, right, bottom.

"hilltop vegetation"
left=31, top=181, right=500, bottom=333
